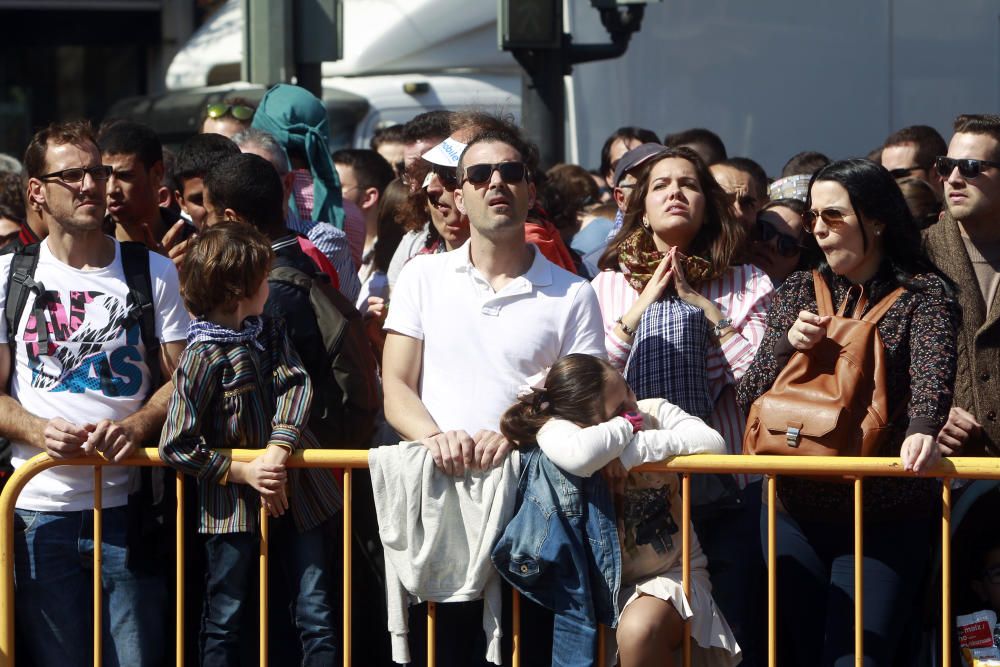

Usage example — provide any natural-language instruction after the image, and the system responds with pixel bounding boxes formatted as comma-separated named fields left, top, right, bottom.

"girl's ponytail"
left=500, top=389, right=554, bottom=447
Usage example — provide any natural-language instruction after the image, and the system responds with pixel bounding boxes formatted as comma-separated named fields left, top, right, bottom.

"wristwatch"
left=712, top=318, right=733, bottom=338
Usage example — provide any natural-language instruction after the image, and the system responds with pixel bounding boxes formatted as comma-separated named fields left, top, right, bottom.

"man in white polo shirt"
left=381, top=121, right=604, bottom=667
left=382, top=125, right=604, bottom=475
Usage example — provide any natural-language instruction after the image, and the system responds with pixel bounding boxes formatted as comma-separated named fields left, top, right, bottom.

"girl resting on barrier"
left=498, top=353, right=742, bottom=667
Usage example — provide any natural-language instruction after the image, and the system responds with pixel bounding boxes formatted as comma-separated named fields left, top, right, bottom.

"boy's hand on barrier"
left=42, top=418, right=95, bottom=458
left=262, top=487, right=289, bottom=517
left=788, top=311, right=831, bottom=351
left=242, top=455, right=288, bottom=496
left=901, top=433, right=940, bottom=473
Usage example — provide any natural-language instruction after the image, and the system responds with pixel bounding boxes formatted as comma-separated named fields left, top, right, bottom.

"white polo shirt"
left=385, top=240, right=606, bottom=434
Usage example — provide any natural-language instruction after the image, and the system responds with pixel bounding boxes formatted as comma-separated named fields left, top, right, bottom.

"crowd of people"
left=0, top=82, right=998, bottom=667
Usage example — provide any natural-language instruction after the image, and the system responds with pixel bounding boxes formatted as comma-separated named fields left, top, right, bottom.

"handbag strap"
left=812, top=270, right=834, bottom=317
left=861, top=285, right=906, bottom=324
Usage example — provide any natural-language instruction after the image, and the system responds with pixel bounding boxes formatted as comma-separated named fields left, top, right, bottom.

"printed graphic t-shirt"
left=0, top=239, right=190, bottom=511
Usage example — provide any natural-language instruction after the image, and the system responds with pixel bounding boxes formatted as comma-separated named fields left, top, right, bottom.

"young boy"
left=159, top=221, right=341, bottom=664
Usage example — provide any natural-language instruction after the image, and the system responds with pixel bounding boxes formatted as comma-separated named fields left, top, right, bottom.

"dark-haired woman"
left=737, top=159, right=960, bottom=665
left=590, top=147, right=774, bottom=659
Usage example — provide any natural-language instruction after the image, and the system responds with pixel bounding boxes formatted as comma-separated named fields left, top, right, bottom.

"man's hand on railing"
left=473, top=430, right=512, bottom=470
left=936, top=407, right=981, bottom=454
left=41, top=417, right=95, bottom=459
left=83, top=419, right=141, bottom=463
left=421, top=430, right=476, bottom=476
left=900, top=433, right=942, bottom=473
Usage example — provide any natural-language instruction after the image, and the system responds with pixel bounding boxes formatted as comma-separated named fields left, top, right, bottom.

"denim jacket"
left=491, top=447, right=622, bottom=667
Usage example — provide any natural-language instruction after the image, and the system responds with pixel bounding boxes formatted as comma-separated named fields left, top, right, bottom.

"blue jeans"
left=201, top=517, right=337, bottom=666
left=13, top=506, right=166, bottom=667
left=761, top=508, right=932, bottom=666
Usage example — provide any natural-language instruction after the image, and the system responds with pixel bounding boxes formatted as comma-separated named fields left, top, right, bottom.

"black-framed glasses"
left=934, top=156, right=1000, bottom=179
left=462, top=161, right=528, bottom=186
left=206, top=103, right=255, bottom=121
left=755, top=218, right=805, bottom=257
left=426, top=164, right=459, bottom=190
left=38, top=165, right=113, bottom=184
left=803, top=207, right=854, bottom=234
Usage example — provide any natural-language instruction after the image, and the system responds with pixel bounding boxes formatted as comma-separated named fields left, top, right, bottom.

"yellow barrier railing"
left=2, top=451, right=997, bottom=666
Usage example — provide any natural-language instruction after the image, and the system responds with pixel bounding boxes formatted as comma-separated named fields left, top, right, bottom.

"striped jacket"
left=159, top=317, right=342, bottom=534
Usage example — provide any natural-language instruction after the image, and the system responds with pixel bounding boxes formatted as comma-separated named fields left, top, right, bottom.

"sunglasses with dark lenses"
left=427, top=164, right=459, bottom=190
left=206, top=103, right=255, bottom=121
left=888, top=166, right=921, bottom=179
left=755, top=219, right=804, bottom=257
left=934, top=156, right=1000, bottom=179
left=803, top=207, right=852, bottom=234
left=463, top=161, right=528, bottom=186
left=38, top=165, right=114, bottom=184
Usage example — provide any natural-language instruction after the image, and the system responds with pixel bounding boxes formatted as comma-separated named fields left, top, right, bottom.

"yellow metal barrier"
left=2, top=450, right=998, bottom=666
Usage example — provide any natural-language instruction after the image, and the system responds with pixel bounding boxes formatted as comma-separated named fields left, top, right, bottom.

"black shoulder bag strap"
left=5, top=243, right=47, bottom=355
left=118, top=241, right=160, bottom=392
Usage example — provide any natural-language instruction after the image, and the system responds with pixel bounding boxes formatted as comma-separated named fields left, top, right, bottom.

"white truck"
left=114, top=0, right=999, bottom=174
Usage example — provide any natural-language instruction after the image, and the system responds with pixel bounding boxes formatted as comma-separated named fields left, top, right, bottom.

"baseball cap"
left=613, top=143, right=667, bottom=186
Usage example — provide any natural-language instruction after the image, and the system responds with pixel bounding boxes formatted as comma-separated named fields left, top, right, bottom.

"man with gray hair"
left=233, top=128, right=360, bottom=301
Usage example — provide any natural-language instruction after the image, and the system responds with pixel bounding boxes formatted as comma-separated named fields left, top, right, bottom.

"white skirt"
left=604, top=565, right=743, bottom=667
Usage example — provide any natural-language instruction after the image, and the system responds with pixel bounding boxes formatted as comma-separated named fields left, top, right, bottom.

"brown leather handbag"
left=743, top=271, right=905, bottom=457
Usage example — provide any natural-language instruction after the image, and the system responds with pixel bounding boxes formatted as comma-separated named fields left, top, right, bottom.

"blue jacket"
left=491, top=447, right=622, bottom=666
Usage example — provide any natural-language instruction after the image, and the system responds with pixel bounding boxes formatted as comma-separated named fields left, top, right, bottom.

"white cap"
left=421, top=137, right=468, bottom=167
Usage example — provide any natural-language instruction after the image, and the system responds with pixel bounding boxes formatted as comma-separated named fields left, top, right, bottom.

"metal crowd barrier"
left=1, top=450, right=997, bottom=666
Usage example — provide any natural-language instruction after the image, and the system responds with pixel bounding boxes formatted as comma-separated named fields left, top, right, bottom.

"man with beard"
left=0, top=121, right=189, bottom=665
left=924, top=114, right=1000, bottom=457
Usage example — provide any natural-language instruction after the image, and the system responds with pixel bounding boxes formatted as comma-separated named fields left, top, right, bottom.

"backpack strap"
left=5, top=244, right=48, bottom=351
left=812, top=270, right=835, bottom=317
left=861, top=285, right=906, bottom=325
left=118, top=242, right=160, bottom=391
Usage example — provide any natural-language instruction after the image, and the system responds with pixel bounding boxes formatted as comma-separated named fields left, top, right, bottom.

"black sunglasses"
left=426, top=164, right=459, bottom=190
left=934, top=156, right=1000, bottom=179
left=888, top=166, right=922, bottom=179
left=755, top=219, right=804, bottom=257
left=462, top=161, right=528, bottom=186
left=206, top=103, right=255, bottom=121
left=803, top=207, right=853, bottom=234
left=38, top=165, right=113, bottom=184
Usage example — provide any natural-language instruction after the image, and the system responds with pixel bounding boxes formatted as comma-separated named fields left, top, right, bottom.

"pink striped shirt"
left=591, top=265, right=774, bottom=486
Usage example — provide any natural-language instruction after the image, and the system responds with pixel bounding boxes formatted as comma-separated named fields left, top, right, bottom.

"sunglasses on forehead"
left=462, top=161, right=528, bottom=186
left=206, top=103, right=255, bottom=121
left=934, top=156, right=1000, bottom=179
left=754, top=218, right=805, bottom=257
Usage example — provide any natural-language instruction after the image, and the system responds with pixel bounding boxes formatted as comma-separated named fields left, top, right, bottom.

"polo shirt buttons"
left=988, top=411, right=998, bottom=422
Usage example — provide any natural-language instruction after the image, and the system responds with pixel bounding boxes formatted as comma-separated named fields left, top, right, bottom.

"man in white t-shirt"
left=0, top=121, right=189, bottom=666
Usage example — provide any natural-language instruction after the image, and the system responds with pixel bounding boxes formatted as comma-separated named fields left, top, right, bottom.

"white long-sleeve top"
left=535, top=398, right=726, bottom=475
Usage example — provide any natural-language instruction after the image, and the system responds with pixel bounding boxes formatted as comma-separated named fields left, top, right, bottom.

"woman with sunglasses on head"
left=737, top=158, right=960, bottom=666
left=748, top=198, right=821, bottom=286
left=591, top=146, right=774, bottom=662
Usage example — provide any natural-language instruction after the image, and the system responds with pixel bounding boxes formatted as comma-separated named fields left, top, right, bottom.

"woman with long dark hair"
left=591, top=146, right=774, bottom=657
left=737, top=158, right=960, bottom=665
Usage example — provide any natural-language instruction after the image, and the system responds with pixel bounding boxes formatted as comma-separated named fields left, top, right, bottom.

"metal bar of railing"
left=682, top=473, right=692, bottom=666
left=93, top=466, right=103, bottom=667
left=942, top=483, right=952, bottom=667
left=854, top=478, right=863, bottom=666
left=767, top=475, right=777, bottom=667
left=259, top=505, right=268, bottom=666
left=427, top=601, right=436, bottom=667
left=512, top=590, right=521, bottom=667
left=342, top=466, right=352, bottom=667
left=175, top=472, right=184, bottom=667
left=3, top=451, right=997, bottom=667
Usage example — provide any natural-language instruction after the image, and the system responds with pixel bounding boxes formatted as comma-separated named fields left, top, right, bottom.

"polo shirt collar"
left=447, top=239, right=554, bottom=288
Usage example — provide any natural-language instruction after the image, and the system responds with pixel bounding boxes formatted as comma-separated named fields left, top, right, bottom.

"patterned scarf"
left=187, top=315, right=265, bottom=351
left=617, top=228, right=719, bottom=292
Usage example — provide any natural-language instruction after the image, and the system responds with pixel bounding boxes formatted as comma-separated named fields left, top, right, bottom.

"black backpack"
left=2, top=241, right=159, bottom=480
left=269, top=265, right=380, bottom=448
